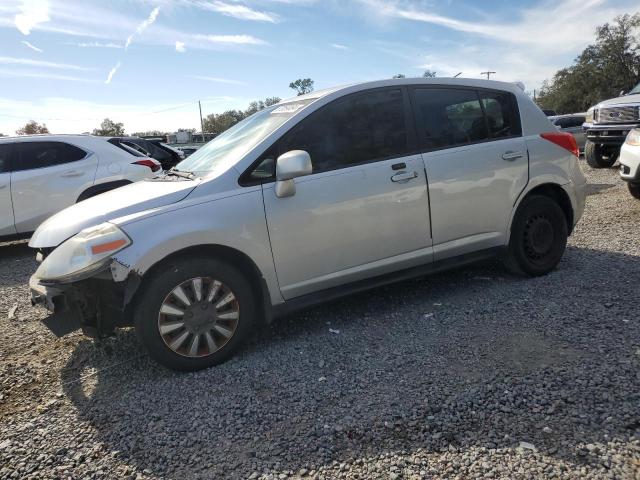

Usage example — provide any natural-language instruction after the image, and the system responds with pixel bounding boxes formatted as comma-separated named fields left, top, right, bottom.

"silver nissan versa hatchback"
left=29, top=78, right=587, bottom=371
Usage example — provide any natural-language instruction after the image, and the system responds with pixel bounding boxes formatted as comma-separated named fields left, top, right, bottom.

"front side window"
left=14, top=141, right=87, bottom=172
left=0, top=144, right=11, bottom=173
left=479, top=91, right=521, bottom=138
left=412, top=88, right=489, bottom=150
left=278, top=88, right=408, bottom=173
left=628, top=82, right=640, bottom=95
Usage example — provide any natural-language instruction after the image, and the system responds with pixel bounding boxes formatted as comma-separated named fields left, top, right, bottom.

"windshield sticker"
left=272, top=103, right=306, bottom=114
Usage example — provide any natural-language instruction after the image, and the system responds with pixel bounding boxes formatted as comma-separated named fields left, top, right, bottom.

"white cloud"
left=357, top=0, right=635, bottom=54
left=0, top=69, right=95, bottom=83
left=193, top=75, right=248, bottom=85
left=75, top=41, right=123, bottom=49
left=105, top=62, right=122, bottom=85
left=14, top=0, right=50, bottom=35
left=192, top=0, right=279, bottom=22
left=0, top=96, right=251, bottom=134
left=331, top=43, right=349, bottom=50
left=21, top=40, right=43, bottom=53
left=192, top=34, right=267, bottom=46
left=0, top=56, right=92, bottom=71
left=125, top=6, right=160, bottom=50
left=175, top=41, right=186, bottom=53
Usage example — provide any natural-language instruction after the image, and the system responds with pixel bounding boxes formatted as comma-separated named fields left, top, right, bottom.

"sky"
left=0, top=0, right=637, bottom=134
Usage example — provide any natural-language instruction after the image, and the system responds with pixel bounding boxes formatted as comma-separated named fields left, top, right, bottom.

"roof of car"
left=0, top=134, right=98, bottom=142
left=280, top=77, right=527, bottom=104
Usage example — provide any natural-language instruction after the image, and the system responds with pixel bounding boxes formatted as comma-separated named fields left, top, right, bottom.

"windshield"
left=175, top=100, right=313, bottom=175
left=629, top=82, right=640, bottom=95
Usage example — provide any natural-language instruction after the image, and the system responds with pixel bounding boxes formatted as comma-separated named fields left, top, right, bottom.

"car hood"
left=29, top=179, right=198, bottom=248
left=597, top=93, right=640, bottom=107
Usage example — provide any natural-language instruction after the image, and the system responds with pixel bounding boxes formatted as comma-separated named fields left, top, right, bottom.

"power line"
left=481, top=71, right=496, bottom=80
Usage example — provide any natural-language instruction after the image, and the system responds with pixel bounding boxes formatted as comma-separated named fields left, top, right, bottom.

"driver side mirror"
left=275, top=150, right=312, bottom=198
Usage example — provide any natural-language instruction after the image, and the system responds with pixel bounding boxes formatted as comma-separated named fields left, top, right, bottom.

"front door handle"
left=391, top=171, right=418, bottom=183
left=502, top=151, right=524, bottom=161
left=61, top=170, right=84, bottom=178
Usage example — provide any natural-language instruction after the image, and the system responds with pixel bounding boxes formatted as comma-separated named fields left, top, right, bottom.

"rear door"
left=11, top=141, right=99, bottom=233
left=411, top=87, right=528, bottom=260
left=0, top=144, right=16, bottom=237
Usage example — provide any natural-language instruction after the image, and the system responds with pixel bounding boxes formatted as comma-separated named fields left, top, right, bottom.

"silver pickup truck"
left=582, top=82, right=640, bottom=168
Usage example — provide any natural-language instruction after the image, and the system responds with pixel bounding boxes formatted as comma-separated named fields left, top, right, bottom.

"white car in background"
left=620, top=128, right=640, bottom=199
left=0, top=135, right=161, bottom=241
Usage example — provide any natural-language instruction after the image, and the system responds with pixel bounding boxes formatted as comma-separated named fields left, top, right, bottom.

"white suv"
left=0, top=135, right=160, bottom=240
left=28, top=79, right=587, bottom=371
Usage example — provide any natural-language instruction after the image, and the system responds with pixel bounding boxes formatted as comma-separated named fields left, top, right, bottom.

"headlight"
left=585, top=107, right=595, bottom=124
left=625, top=129, right=640, bottom=146
left=35, top=223, right=131, bottom=283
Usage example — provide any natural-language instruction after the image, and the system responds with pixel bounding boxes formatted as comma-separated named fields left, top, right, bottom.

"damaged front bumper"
left=30, top=270, right=133, bottom=338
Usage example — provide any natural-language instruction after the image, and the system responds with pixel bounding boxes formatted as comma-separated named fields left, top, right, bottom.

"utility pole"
left=198, top=100, right=205, bottom=140
left=481, top=71, right=496, bottom=80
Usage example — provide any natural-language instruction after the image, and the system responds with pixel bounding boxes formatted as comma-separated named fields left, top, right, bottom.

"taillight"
left=132, top=158, right=161, bottom=172
left=540, top=132, right=579, bottom=157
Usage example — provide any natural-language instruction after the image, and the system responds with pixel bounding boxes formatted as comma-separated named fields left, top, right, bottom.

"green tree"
left=537, top=13, right=640, bottom=113
left=245, top=96, right=281, bottom=116
left=289, top=78, right=314, bottom=96
left=16, top=120, right=49, bottom=135
left=423, top=70, right=437, bottom=78
left=202, top=110, right=245, bottom=135
left=93, top=118, right=125, bottom=136
left=132, top=130, right=168, bottom=137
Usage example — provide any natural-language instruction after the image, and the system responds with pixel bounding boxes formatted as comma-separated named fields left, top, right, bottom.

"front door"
left=410, top=87, right=529, bottom=260
left=0, top=143, right=16, bottom=237
left=262, top=88, right=432, bottom=299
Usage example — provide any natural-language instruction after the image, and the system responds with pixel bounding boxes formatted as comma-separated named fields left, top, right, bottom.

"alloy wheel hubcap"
left=158, top=277, right=239, bottom=358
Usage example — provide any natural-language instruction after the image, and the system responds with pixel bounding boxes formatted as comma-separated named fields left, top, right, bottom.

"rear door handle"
left=61, top=170, right=84, bottom=178
left=391, top=171, right=418, bottom=183
left=502, top=151, right=524, bottom=161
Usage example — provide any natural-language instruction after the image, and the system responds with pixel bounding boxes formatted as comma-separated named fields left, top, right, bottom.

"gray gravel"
left=1, top=163, right=639, bottom=480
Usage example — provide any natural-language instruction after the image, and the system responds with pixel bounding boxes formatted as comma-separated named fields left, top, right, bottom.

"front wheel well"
left=124, top=244, right=269, bottom=325
left=517, top=184, right=574, bottom=234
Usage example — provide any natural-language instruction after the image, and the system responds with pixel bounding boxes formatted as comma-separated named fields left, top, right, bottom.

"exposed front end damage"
left=30, top=262, right=138, bottom=338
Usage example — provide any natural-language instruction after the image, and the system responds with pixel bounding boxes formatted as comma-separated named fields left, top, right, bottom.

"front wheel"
left=504, top=195, right=568, bottom=277
left=134, top=258, right=256, bottom=371
left=584, top=141, right=617, bottom=168
left=629, top=183, right=640, bottom=200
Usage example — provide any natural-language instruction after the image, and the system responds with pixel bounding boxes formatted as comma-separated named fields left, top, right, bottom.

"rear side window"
left=0, top=144, right=11, bottom=173
left=13, top=141, right=87, bottom=172
left=412, top=88, right=489, bottom=150
left=479, top=91, right=521, bottom=138
left=278, top=88, right=408, bottom=173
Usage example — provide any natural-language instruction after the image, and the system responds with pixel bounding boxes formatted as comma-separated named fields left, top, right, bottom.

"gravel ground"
left=0, top=164, right=639, bottom=480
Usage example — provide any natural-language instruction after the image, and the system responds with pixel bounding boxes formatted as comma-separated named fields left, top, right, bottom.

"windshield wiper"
left=166, top=168, right=195, bottom=179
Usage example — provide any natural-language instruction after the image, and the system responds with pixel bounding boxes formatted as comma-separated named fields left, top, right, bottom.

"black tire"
left=629, top=183, right=640, bottom=200
left=584, top=141, right=617, bottom=168
left=504, top=195, right=568, bottom=277
left=134, top=257, right=256, bottom=371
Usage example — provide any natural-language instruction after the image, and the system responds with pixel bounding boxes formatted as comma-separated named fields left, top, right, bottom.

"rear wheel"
left=585, top=141, right=617, bottom=168
left=629, top=183, right=640, bottom=200
left=504, top=195, right=568, bottom=277
left=134, top=258, right=256, bottom=371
